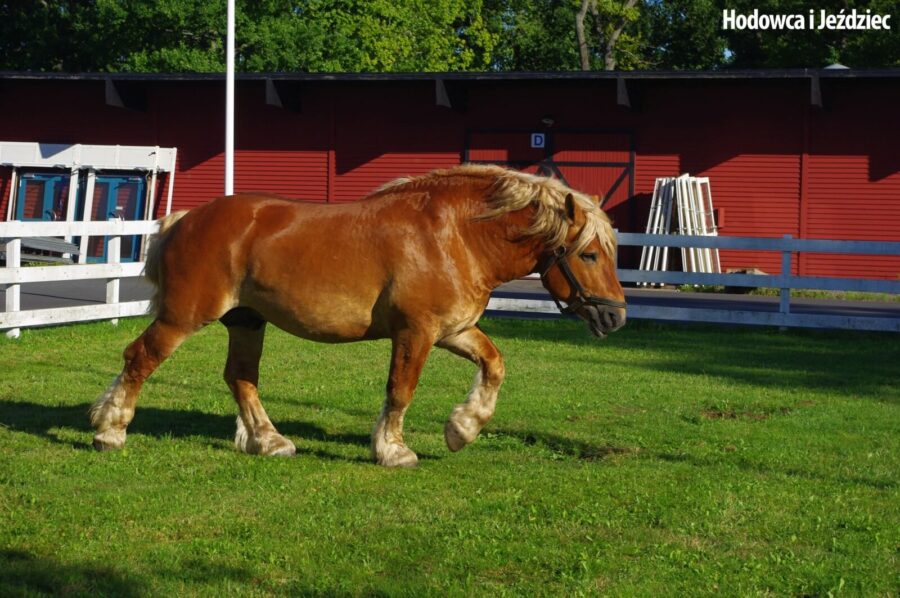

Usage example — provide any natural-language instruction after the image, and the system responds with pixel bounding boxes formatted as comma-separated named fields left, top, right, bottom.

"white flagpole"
left=225, top=0, right=235, bottom=196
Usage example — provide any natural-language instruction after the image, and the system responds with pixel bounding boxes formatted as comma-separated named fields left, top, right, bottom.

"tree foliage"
left=641, top=0, right=726, bottom=69
left=0, top=0, right=896, bottom=73
left=0, top=0, right=497, bottom=72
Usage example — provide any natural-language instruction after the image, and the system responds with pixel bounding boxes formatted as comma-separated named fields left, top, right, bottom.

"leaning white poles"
left=639, top=175, right=721, bottom=284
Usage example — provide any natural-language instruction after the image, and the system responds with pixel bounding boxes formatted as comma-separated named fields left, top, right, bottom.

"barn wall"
left=0, top=76, right=897, bottom=279
left=632, top=80, right=805, bottom=275
left=801, top=79, right=900, bottom=278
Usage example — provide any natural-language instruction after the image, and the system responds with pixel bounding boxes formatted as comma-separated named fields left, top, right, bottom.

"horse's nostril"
left=601, top=308, right=625, bottom=331
left=602, top=310, right=615, bottom=329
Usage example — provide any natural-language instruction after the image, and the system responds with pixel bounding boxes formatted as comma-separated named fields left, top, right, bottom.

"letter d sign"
left=530, top=133, right=545, bottom=148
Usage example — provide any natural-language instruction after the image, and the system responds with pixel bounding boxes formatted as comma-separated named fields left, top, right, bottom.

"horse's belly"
left=248, top=294, right=387, bottom=343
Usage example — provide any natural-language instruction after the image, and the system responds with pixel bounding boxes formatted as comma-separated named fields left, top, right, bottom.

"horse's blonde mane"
left=375, top=164, right=616, bottom=258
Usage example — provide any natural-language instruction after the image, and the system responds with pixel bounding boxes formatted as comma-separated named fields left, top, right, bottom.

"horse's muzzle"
left=585, top=305, right=626, bottom=338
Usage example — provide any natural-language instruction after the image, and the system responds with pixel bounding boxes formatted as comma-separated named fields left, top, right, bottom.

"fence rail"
left=1, top=219, right=158, bottom=338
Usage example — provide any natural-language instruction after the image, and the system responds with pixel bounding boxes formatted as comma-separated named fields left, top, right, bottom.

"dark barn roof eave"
left=1, top=68, right=899, bottom=84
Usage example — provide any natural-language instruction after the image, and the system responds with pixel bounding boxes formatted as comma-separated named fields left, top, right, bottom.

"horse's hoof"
left=92, top=429, right=126, bottom=451
left=376, top=444, right=419, bottom=468
left=444, top=419, right=476, bottom=452
left=265, top=437, right=297, bottom=457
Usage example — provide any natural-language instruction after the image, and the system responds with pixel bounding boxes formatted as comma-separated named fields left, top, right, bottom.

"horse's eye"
left=579, top=252, right=598, bottom=264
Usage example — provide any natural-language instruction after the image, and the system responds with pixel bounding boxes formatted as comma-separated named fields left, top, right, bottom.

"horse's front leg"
left=371, top=328, right=434, bottom=467
left=437, top=326, right=505, bottom=452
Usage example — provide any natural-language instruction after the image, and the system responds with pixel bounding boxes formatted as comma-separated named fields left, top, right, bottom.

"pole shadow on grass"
left=652, top=451, right=896, bottom=490
left=0, top=399, right=388, bottom=461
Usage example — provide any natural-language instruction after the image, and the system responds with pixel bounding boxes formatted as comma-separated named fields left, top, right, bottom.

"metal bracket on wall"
left=105, top=78, right=147, bottom=112
left=810, top=74, right=823, bottom=108
left=617, top=77, right=630, bottom=108
left=265, top=79, right=303, bottom=113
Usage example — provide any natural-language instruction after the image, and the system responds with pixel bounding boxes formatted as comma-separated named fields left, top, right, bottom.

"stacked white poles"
left=639, top=174, right=721, bottom=284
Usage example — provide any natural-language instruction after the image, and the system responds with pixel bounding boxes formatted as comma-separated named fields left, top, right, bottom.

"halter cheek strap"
left=538, top=247, right=627, bottom=315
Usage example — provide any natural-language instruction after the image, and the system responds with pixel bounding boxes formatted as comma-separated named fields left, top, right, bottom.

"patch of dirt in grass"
left=612, top=405, right=648, bottom=416
left=700, top=407, right=793, bottom=421
left=565, top=414, right=600, bottom=423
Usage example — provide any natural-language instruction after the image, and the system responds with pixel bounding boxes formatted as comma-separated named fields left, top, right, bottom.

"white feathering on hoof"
left=443, top=369, right=498, bottom=452
left=90, top=374, right=133, bottom=450
left=90, top=374, right=127, bottom=428
left=234, top=416, right=296, bottom=456
left=235, top=416, right=251, bottom=453
left=370, top=403, right=418, bottom=467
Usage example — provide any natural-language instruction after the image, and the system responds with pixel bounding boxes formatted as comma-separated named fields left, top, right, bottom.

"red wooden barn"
left=0, top=70, right=898, bottom=278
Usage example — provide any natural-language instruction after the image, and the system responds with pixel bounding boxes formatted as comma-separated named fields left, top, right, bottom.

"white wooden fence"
left=1, top=219, right=159, bottom=338
left=487, top=233, right=900, bottom=332
left=4, top=221, right=900, bottom=336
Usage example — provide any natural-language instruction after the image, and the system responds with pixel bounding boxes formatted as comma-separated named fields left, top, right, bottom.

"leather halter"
left=538, top=246, right=627, bottom=315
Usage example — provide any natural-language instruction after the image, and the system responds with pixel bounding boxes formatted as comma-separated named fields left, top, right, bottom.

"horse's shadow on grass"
left=0, top=549, right=144, bottom=597
left=488, top=428, right=637, bottom=461
left=0, top=398, right=382, bottom=461
left=0, top=549, right=261, bottom=597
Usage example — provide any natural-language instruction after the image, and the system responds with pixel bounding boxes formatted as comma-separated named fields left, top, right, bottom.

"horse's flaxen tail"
left=144, top=210, right=189, bottom=316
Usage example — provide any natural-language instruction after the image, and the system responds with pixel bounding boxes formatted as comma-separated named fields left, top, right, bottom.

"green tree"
left=299, top=0, right=498, bottom=71
left=642, top=0, right=727, bottom=69
left=0, top=0, right=895, bottom=73
left=576, top=0, right=643, bottom=70
left=483, top=0, right=582, bottom=70
left=485, top=0, right=647, bottom=71
left=0, top=0, right=498, bottom=73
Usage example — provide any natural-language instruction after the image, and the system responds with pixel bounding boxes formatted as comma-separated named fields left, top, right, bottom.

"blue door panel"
left=15, top=174, right=70, bottom=221
left=77, top=175, right=146, bottom=263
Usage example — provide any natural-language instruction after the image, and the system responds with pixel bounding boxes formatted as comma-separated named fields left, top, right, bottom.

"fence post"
left=106, top=221, right=121, bottom=326
left=780, top=234, right=793, bottom=319
left=4, top=238, right=21, bottom=338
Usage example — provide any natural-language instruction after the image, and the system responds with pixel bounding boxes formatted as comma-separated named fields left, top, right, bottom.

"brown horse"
left=90, top=164, right=625, bottom=466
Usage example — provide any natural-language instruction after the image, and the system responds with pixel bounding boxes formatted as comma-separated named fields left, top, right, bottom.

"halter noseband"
left=538, top=246, right=627, bottom=315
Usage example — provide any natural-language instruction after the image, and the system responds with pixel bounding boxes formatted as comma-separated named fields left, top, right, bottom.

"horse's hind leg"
left=90, top=318, right=190, bottom=450
left=222, top=308, right=296, bottom=457
left=437, top=326, right=505, bottom=452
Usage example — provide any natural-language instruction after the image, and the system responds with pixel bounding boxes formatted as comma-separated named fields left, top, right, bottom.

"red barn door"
left=465, top=129, right=634, bottom=229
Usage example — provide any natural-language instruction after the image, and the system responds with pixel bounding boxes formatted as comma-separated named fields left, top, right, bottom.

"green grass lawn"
left=1, top=317, right=897, bottom=596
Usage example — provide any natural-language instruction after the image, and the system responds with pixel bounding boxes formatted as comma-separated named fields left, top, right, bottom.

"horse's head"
left=539, top=194, right=626, bottom=338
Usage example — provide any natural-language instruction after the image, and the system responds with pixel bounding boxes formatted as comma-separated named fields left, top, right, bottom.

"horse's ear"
left=564, top=193, right=584, bottom=227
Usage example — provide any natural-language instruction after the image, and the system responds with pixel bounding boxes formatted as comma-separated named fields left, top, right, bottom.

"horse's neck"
left=472, top=209, right=545, bottom=288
